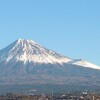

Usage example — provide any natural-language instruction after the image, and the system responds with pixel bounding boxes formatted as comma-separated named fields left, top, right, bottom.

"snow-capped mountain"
left=0, top=39, right=71, bottom=64
left=0, top=38, right=100, bottom=87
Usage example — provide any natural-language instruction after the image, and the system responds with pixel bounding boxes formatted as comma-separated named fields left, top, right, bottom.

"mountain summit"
left=0, top=38, right=71, bottom=64
left=0, top=38, right=100, bottom=87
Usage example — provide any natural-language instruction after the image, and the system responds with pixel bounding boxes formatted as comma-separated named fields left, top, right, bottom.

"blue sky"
left=0, top=0, right=100, bottom=65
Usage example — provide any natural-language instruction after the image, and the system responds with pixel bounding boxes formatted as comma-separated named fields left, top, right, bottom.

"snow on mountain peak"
left=16, top=38, right=37, bottom=45
left=0, top=38, right=100, bottom=70
left=0, top=38, right=71, bottom=64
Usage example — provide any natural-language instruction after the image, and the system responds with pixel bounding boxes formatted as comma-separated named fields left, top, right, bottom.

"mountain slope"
left=68, top=59, right=100, bottom=70
left=0, top=38, right=100, bottom=87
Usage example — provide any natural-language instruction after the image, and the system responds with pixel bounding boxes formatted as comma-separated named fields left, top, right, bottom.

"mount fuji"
left=0, top=39, right=100, bottom=87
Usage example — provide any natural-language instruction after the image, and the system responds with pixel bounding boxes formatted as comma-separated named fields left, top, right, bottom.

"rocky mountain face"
left=0, top=39, right=100, bottom=86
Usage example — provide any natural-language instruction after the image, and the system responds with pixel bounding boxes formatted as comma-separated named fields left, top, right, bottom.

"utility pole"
left=93, top=96, right=95, bottom=100
left=52, top=92, right=53, bottom=100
